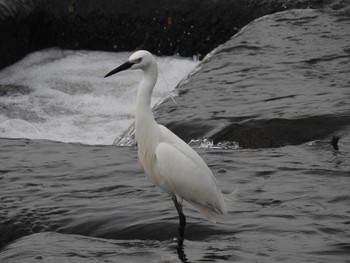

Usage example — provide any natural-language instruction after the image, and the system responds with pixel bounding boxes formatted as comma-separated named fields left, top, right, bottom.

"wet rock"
left=0, top=0, right=329, bottom=70
left=209, top=117, right=349, bottom=148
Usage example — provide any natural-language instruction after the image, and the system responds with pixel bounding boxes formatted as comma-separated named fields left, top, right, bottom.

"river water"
left=1, top=6, right=350, bottom=263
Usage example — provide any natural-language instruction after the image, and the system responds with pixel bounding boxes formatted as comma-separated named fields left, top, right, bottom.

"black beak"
left=104, top=61, right=133, bottom=78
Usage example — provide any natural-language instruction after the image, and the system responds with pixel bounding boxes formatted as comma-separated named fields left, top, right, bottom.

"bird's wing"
left=155, top=125, right=226, bottom=220
left=158, top=124, right=214, bottom=176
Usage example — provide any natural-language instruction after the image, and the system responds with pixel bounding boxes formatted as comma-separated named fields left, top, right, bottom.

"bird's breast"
left=135, top=123, right=161, bottom=183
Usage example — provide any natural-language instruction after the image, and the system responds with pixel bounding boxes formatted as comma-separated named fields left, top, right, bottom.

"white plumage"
left=104, top=50, right=227, bottom=237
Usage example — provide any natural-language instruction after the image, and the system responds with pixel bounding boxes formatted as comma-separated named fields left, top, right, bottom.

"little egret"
left=104, top=50, right=227, bottom=247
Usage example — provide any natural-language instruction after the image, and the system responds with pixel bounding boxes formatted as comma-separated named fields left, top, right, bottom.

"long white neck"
left=136, top=62, right=158, bottom=109
left=135, top=60, right=159, bottom=141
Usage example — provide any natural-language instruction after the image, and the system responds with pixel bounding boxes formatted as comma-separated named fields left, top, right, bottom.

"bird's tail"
left=222, top=187, right=238, bottom=211
left=186, top=200, right=220, bottom=224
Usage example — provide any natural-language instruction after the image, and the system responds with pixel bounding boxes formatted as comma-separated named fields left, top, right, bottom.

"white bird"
left=104, top=50, right=227, bottom=247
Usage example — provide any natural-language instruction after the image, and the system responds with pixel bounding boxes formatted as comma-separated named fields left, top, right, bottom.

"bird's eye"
left=137, top=58, right=142, bottom=63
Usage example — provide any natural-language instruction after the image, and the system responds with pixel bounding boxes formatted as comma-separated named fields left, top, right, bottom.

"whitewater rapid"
left=0, top=49, right=199, bottom=145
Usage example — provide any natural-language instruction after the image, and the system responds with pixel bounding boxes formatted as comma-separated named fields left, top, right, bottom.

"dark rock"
left=209, top=117, right=349, bottom=148
left=0, top=0, right=330, bottom=70
left=153, top=5, right=350, bottom=149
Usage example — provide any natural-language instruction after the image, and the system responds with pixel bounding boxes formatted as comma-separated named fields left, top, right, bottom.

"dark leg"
left=172, top=196, right=188, bottom=262
left=172, top=196, right=186, bottom=246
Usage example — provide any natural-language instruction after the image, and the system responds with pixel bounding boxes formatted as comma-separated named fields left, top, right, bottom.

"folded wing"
left=155, top=127, right=227, bottom=222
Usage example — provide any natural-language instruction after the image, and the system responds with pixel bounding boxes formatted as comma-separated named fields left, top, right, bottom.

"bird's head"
left=104, top=50, right=155, bottom=78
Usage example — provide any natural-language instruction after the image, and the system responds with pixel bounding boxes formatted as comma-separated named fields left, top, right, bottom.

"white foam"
left=0, top=48, right=199, bottom=145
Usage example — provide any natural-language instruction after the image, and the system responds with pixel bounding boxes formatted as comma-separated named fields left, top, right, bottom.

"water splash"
left=0, top=49, right=199, bottom=145
left=188, top=138, right=240, bottom=150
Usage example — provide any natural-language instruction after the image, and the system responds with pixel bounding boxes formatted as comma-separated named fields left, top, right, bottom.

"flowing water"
left=1, top=6, right=350, bottom=263
left=0, top=49, right=198, bottom=145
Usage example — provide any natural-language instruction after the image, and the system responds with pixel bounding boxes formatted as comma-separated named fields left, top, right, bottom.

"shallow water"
left=0, top=136, right=349, bottom=262
left=1, top=5, right=350, bottom=263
